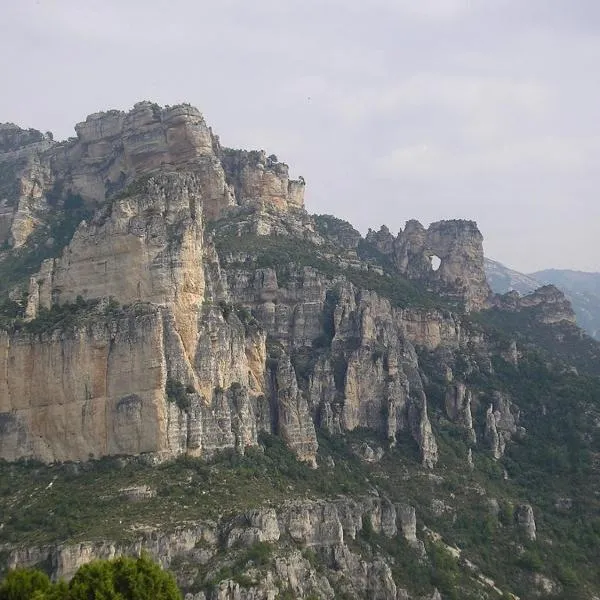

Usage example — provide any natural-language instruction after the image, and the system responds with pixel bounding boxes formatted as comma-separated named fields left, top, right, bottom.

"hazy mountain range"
left=485, top=258, right=600, bottom=340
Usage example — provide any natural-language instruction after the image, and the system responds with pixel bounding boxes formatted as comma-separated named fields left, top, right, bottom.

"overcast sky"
left=1, top=0, right=599, bottom=273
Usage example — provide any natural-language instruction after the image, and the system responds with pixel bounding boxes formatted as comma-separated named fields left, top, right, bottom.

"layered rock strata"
left=0, top=102, right=305, bottom=248
left=6, top=496, right=424, bottom=599
left=0, top=102, right=522, bottom=468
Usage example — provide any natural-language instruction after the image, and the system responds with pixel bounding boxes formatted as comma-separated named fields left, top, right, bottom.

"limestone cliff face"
left=226, top=267, right=439, bottom=467
left=0, top=172, right=275, bottom=463
left=219, top=149, right=305, bottom=212
left=0, top=102, right=304, bottom=249
left=7, top=496, right=423, bottom=599
left=26, top=172, right=205, bottom=360
left=366, top=219, right=491, bottom=311
left=0, top=101, right=517, bottom=469
left=0, top=309, right=167, bottom=462
left=0, top=301, right=273, bottom=464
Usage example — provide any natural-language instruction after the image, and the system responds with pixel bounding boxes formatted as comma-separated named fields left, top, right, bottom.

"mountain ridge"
left=485, top=258, right=600, bottom=340
left=0, top=102, right=599, bottom=600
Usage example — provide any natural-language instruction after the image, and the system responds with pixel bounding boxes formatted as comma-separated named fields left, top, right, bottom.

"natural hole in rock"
left=430, top=255, right=441, bottom=271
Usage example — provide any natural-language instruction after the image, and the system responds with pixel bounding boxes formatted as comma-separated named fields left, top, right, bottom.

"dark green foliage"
left=0, top=195, right=92, bottom=300
left=428, top=542, right=461, bottom=600
left=165, top=379, right=192, bottom=413
left=19, top=297, right=99, bottom=334
left=68, top=554, right=181, bottom=600
left=0, top=568, right=53, bottom=600
left=0, top=555, right=182, bottom=599
left=0, top=297, right=136, bottom=335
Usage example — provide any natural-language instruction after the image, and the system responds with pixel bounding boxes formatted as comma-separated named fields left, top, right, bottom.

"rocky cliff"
left=6, top=496, right=425, bottom=599
left=0, top=102, right=305, bottom=249
left=0, top=102, right=498, bottom=468
left=2, top=102, right=600, bottom=599
left=366, top=220, right=491, bottom=312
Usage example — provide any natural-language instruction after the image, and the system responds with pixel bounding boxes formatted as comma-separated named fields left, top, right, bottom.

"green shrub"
left=166, top=379, right=191, bottom=413
left=0, top=555, right=181, bottom=600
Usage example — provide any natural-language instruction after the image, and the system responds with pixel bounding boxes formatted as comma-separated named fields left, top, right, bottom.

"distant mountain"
left=484, top=258, right=539, bottom=296
left=532, top=269, right=600, bottom=340
left=485, top=258, right=600, bottom=340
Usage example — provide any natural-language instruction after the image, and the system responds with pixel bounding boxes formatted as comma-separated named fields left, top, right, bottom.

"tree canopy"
left=0, top=555, right=181, bottom=600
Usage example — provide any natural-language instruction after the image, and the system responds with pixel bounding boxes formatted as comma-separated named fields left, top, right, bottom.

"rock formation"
left=0, top=102, right=523, bottom=469
left=0, top=102, right=305, bottom=249
left=366, top=219, right=491, bottom=311
left=515, top=504, right=537, bottom=541
left=2, top=100, right=598, bottom=600
left=491, top=285, right=576, bottom=325
left=6, top=496, right=422, bottom=599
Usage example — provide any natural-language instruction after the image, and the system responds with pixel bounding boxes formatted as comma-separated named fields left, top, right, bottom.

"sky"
left=1, top=0, right=599, bottom=273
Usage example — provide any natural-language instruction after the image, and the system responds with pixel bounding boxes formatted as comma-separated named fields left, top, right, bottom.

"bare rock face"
left=492, top=285, right=576, bottom=325
left=515, top=504, right=537, bottom=541
left=271, top=353, right=319, bottom=466
left=0, top=102, right=305, bottom=249
left=219, top=149, right=305, bottom=212
left=484, top=391, right=521, bottom=459
left=0, top=309, right=168, bottom=462
left=367, top=219, right=491, bottom=311
left=26, top=173, right=205, bottom=358
left=445, top=383, right=476, bottom=445
left=7, top=496, right=422, bottom=599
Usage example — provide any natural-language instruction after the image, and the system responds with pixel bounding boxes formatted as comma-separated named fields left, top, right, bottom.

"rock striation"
left=0, top=101, right=529, bottom=469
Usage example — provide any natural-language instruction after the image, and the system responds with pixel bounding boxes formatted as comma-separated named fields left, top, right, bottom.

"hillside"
left=0, top=103, right=599, bottom=600
left=485, top=258, right=600, bottom=341
left=532, top=270, right=600, bottom=340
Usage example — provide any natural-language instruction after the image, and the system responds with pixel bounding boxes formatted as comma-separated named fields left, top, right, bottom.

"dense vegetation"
left=472, top=306, right=600, bottom=377
left=0, top=555, right=181, bottom=599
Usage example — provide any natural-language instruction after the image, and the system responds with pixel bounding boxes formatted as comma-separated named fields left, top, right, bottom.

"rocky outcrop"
left=483, top=392, right=521, bottom=459
left=0, top=172, right=279, bottom=463
left=0, top=102, right=305, bottom=249
left=225, top=265, right=440, bottom=467
left=219, top=149, right=305, bottom=212
left=0, top=124, right=54, bottom=246
left=0, top=304, right=271, bottom=463
left=491, top=285, right=576, bottom=325
left=515, top=504, right=536, bottom=541
left=25, top=173, right=205, bottom=357
left=6, top=496, right=423, bottom=599
left=366, top=219, right=491, bottom=311
left=445, top=383, right=476, bottom=444
left=270, top=353, right=318, bottom=466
